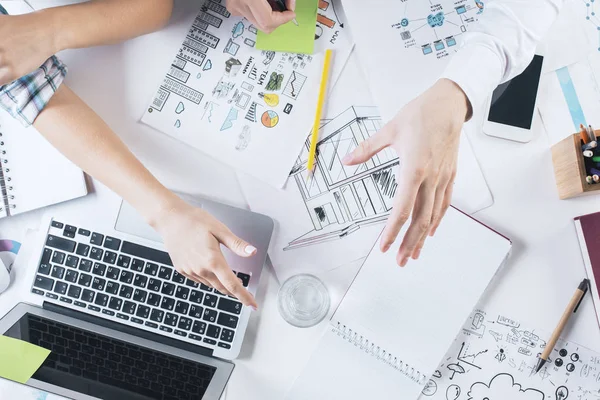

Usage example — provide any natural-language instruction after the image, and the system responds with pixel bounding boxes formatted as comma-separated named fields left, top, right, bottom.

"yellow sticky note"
left=0, top=335, right=50, bottom=384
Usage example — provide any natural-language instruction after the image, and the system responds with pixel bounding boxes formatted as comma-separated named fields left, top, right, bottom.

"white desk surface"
left=0, top=1, right=599, bottom=399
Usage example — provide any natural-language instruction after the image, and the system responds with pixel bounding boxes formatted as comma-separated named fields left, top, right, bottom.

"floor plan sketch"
left=391, top=0, right=483, bottom=59
left=285, top=106, right=397, bottom=250
left=141, top=0, right=353, bottom=188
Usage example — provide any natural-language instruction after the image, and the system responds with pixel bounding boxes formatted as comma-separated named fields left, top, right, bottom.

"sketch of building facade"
left=286, top=106, right=398, bottom=250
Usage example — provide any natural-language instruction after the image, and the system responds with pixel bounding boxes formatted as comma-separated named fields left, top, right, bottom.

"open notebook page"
left=0, top=110, right=87, bottom=216
left=286, top=207, right=511, bottom=399
left=334, top=208, right=511, bottom=381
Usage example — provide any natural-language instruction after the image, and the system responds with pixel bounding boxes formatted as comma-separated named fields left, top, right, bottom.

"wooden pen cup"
left=551, top=131, right=600, bottom=199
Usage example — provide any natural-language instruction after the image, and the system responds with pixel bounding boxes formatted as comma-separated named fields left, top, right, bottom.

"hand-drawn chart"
left=391, top=0, right=483, bottom=60
left=419, top=308, right=600, bottom=400
left=140, top=0, right=352, bottom=188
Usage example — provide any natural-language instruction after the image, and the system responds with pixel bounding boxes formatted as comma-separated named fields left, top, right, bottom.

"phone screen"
left=487, top=55, right=544, bottom=130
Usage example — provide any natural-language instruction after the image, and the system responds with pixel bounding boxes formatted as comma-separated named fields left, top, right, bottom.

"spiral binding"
left=0, top=129, right=16, bottom=214
left=332, top=322, right=428, bottom=385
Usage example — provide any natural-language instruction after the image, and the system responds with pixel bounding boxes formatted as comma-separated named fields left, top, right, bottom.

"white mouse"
left=0, top=258, right=10, bottom=293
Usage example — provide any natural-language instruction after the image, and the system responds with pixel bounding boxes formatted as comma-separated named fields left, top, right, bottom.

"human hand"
left=153, top=199, right=259, bottom=309
left=0, top=11, right=59, bottom=86
left=342, top=79, right=471, bottom=266
left=226, top=0, right=296, bottom=33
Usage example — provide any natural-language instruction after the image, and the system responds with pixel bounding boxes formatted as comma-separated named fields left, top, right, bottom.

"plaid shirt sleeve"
left=0, top=5, right=68, bottom=127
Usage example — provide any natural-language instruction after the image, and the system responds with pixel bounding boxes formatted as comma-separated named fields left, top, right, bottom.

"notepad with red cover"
left=575, top=211, right=600, bottom=327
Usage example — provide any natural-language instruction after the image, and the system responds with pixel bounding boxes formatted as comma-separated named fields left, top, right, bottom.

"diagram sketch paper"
left=285, top=207, right=511, bottom=400
left=141, top=0, right=352, bottom=188
left=238, top=53, right=493, bottom=281
left=419, top=308, right=600, bottom=400
left=343, top=0, right=487, bottom=122
left=540, top=0, right=600, bottom=72
left=538, top=52, right=600, bottom=145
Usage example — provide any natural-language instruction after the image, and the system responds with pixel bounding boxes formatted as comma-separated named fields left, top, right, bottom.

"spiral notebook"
left=0, top=110, right=88, bottom=217
left=285, top=208, right=512, bottom=400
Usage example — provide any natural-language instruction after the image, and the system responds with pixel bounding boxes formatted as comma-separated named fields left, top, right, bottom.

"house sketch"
left=285, top=106, right=399, bottom=250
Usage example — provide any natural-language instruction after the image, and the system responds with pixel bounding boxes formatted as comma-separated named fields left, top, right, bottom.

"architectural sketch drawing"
left=285, top=106, right=397, bottom=250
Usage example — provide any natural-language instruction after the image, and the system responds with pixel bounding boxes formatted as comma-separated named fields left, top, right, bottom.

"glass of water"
left=277, top=274, right=330, bottom=328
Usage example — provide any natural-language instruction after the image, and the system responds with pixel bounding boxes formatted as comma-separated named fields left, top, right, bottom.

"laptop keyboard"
left=31, top=220, right=250, bottom=352
left=27, top=314, right=216, bottom=400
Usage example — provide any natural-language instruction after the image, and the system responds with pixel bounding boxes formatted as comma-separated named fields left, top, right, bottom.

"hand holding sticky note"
left=0, top=335, right=50, bottom=384
left=256, top=0, right=319, bottom=54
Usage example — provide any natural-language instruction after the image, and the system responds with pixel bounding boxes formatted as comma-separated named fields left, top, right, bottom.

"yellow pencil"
left=306, top=49, right=333, bottom=175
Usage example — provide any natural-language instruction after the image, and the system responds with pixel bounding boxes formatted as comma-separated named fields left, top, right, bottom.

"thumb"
left=271, top=10, right=296, bottom=26
left=286, top=0, right=296, bottom=11
left=217, top=229, right=257, bottom=258
left=342, top=125, right=392, bottom=166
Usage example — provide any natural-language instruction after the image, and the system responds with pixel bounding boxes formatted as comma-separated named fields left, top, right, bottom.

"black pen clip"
left=574, top=279, right=590, bottom=313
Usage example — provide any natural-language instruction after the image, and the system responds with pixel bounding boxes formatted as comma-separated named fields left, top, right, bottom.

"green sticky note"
left=0, top=335, right=50, bottom=384
left=256, top=0, right=319, bottom=54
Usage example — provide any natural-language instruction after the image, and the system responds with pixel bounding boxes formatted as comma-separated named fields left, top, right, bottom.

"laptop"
left=1, top=195, right=273, bottom=399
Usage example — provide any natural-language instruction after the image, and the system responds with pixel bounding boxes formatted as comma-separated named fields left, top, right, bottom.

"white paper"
left=540, top=0, right=600, bottom=72
left=238, top=52, right=493, bottom=281
left=538, top=52, right=600, bottom=145
left=419, top=307, right=600, bottom=400
left=141, top=0, right=353, bottom=188
left=343, top=0, right=486, bottom=121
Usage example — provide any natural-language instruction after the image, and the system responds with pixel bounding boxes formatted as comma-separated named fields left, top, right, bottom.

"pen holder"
left=551, top=131, right=600, bottom=199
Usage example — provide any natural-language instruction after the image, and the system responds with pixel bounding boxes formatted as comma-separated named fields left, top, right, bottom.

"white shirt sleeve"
left=442, top=0, right=565, bottom=117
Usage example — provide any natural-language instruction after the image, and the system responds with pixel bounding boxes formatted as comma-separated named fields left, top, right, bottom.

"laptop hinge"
left=43, top=301, right=214, bottom=358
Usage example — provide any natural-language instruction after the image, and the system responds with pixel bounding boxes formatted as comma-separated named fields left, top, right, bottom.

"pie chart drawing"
left=261, top=110, right=279, bottom=128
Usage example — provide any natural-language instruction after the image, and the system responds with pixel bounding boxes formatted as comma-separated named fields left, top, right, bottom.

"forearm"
left=443, top=0, right=565, bottom=116
left=33, top=85, right=180, bottom=227
left=44, top=0, right=174, bottom=51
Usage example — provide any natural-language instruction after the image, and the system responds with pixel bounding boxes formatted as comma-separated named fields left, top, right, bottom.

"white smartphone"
left=483, top=55, right=544, bottom=143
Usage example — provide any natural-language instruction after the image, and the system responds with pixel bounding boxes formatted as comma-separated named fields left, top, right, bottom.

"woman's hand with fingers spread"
left=152, top=198, right=258, bottom=310
left=226, top=0, right=296, bottom=33
left=342, top=79, right=471, bottom=266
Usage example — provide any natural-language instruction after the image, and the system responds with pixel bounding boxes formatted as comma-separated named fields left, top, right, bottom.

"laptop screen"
left=4, top=313, right=217, bottom=399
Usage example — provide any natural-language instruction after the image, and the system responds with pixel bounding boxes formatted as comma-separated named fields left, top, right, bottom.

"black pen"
left=533, top=279, right=589, bottom=374
left=273, top=0, right=299, bottom=26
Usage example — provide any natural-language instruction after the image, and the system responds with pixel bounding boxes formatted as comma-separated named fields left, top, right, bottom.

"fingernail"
left=413, top=249, right=421, bottom=259
left=381, top=243, right=390, bottom=252
left=245, top=245, right=257, bottom=255
left=400, top=257, right=408, bottom=267
left=251, top=305, right=258, bottom=311
left=341, top=154, right=353, bottom=164
left=429, top=227, right=437, bottom=237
